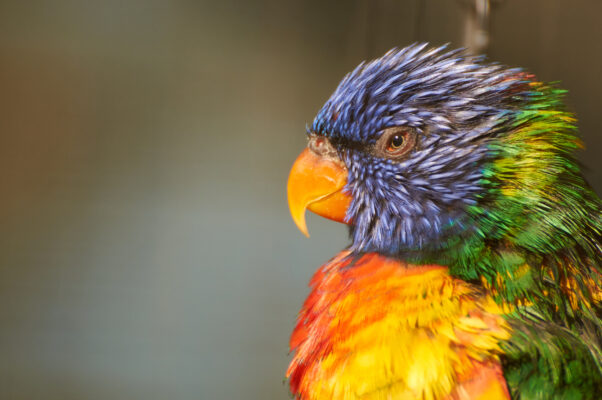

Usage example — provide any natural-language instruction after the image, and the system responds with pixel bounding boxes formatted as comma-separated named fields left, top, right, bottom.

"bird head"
left=288, top=43, right=581, bottom=258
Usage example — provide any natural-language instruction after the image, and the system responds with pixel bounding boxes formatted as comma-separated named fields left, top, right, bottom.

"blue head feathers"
left=310, top=43, right=531, bottom=255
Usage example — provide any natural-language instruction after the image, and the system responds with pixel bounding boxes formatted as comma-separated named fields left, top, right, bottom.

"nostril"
left=309, top=135, right=340, bottom=161
left=307, top=135, right=345, bottom=167
left=309, top=135, right=324, bottom=155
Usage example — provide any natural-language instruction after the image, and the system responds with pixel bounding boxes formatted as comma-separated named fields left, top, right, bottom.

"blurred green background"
left=0, top=1, right=600, bottom=399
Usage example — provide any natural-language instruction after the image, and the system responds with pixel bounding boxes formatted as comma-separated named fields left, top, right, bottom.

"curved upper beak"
left=287, top=147, right=352, bottom=237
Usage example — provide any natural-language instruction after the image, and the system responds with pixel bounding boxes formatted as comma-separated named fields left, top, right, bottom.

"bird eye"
left=387, top=134, right=405, bottom=151
left=376, top=127, right=416, bottom=159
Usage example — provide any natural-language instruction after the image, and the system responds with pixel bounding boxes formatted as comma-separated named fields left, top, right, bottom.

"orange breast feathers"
left=287, top=252, right=512, bottom=400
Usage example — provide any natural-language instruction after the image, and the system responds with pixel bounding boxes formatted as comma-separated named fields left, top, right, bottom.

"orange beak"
left=287, top=148, right=352, bottom=237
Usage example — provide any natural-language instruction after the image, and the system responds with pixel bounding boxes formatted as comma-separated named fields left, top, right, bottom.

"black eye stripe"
left=310, top=127, right=417, bottom=160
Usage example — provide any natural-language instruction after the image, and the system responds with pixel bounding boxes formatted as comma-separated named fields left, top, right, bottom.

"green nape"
left=445, top=81, right=602, bottom=398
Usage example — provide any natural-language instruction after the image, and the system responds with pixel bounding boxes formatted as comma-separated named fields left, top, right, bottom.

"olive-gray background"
left=0, top=1, right=600, bottom=399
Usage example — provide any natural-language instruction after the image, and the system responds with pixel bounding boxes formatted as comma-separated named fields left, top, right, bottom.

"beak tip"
left=287, top=147, right=349, bottom=239
left=291, top=213, right=310, bottom=238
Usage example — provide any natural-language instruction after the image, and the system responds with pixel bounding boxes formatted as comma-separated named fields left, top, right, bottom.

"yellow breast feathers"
left=287, top=251, right=512, bottom=400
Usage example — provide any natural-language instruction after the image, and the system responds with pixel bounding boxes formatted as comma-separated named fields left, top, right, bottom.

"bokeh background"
left=0, top=1, right=600, bottom=399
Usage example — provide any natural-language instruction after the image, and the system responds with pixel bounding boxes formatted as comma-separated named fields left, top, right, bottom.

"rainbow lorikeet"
left=286, top=44, right=602, bottom=399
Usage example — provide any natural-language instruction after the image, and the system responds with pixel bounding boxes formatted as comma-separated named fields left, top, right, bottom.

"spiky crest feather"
left=291, top=44, right=602, bottom=399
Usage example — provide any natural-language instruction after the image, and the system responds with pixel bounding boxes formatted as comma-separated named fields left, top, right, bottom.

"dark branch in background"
left=366, top=0, right=379, bottom=57
left=413, top=0, right=425, bottom=43
left=456, top=0, right=504, bottom=55
left=458, top=0, right=491, bottom=54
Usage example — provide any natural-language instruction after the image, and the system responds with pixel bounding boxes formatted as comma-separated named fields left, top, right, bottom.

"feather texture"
left=288, top=251, right=511, bottom=400
left=289, top=44, right=602, bottom=399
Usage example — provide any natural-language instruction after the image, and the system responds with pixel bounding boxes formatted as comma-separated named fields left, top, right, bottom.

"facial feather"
left=310, top=44, right=595, bottom=260
left=290, top=43, right=602, bottom=399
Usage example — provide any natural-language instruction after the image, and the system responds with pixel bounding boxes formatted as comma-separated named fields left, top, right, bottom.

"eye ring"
left=375, top=127, right=416, bottom=159
left=388, top=134, right=405, bottom=151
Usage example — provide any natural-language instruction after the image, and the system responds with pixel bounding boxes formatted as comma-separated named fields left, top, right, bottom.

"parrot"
left=285, top=43, right=602, bottom=400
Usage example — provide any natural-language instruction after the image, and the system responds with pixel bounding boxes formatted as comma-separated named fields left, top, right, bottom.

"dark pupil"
left=390, top=134, right=404, bottom=148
